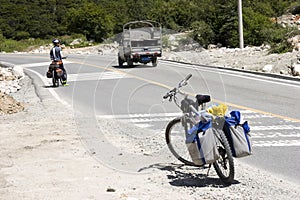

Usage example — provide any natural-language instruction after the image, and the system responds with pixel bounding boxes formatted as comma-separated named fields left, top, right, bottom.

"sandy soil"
left=0, top=64, right=300, bottom=199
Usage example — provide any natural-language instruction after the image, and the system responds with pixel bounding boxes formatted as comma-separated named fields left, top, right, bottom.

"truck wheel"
left=152, top=57, right=157, bottom=67
left=118, top=56, right=124, bottom=67
left=127, top=59, right=133, bottom=66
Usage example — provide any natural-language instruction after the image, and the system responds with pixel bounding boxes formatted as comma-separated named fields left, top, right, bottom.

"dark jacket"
left=50, top=46, right=64, bottom=61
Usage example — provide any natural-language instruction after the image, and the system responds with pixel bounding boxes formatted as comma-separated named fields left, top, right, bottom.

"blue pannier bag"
left=186, top=120, right=220, bottom=165
left=224, top=111, right=252, bottom=158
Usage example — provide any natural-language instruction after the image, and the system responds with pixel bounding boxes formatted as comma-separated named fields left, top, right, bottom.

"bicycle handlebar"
left=163, top=88, right=175, bottom=99
left=163, top=73, right=214, bottom=123
left=163, top=74, right=192, bottom=100
left=178, top=73, right=192, bottom=88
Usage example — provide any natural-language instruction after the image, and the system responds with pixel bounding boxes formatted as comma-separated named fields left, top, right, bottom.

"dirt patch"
left=0, top=92, right=24, bottom=114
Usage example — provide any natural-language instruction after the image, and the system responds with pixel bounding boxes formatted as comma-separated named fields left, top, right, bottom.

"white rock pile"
left=0, top=63, right=24, bottom=94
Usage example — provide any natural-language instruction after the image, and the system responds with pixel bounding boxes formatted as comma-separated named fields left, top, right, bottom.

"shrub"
left=268, top=28, right=300, bottom=53
left=14, top=31, right=30, bottom=40
left=289, top=4, right=300, bottom=15
left=190, top=20, right=215, bottom=48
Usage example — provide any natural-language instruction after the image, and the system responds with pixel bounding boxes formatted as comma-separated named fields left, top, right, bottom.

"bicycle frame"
left=165, top=83, right=208, bottom=127
left=50, top=63, right=63, bottom=87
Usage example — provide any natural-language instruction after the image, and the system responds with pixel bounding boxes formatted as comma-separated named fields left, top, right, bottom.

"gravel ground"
left=0, top=63, right=300, bottom=199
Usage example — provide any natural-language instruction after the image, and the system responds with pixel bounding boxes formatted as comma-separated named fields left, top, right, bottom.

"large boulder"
left=289, top=63, right=300, bottom=76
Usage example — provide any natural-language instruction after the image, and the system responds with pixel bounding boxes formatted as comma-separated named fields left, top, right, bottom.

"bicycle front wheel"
left=213, top=128, right=235, bottom=184
left=165, top=117, right=197, bottom=166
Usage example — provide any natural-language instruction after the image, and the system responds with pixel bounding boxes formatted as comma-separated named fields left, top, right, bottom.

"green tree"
left=190, top=20, right=215, bottom=47
left=0, top=0, right=299, bottom=52
left=67, top=2, right=114, bottom=42
left=243, top=7, right=274, bottom=46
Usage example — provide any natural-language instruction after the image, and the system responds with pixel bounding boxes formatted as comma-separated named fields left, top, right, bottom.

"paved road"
left=1, top=53, right=300, bottom=184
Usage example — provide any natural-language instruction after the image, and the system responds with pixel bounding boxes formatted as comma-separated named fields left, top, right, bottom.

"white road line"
left=25, top=68, right=70, bottom=107
left=134, top=124, right=153, bottom=128
left=97, top=111, right=300, bottom=147
left=16, top=61, right=73, bottom=68
left=251, top=133, right=300, bottom=138
left=251, top=125, right=300, bottom=131
left=67, top=71, right=130, bottom=82
left=239, top=110, right=256, bottom=114
left=253, top=140, right=300, bottom=147
left=96, top=112, right=299, bottom=130
left=96, top=112, right=181, bottom=119
left=17, top=61, right=129, bottom=82
left=96, top=110, right=282, bottom=121
left=120, top=117, right=176, bottom=123
left=241, top=114, right=274, bottom=119
left=162, top=60, right=300, bottom=88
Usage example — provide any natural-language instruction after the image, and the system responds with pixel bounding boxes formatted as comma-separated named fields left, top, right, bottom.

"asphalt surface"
left=1, top=53, right=300, bottom=184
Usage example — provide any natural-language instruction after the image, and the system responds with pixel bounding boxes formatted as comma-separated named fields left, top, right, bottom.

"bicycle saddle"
left=196, top=94, right=211, bottom=105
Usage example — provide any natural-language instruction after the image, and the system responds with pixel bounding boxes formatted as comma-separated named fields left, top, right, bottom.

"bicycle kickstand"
left=206, top=164, right=212, bottom=176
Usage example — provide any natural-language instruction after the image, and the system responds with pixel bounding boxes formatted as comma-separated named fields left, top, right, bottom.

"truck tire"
left=118, top=56, right=124, bottom=67
left=127, top=59, right=133, bottom=66
left=152, top=57, right=157, bottom=67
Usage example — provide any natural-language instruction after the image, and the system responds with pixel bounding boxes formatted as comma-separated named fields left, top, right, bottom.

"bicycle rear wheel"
left=52, top=73, right=59, bottom=87
left=213, top=128, right=235, bottom=184
left=165, top=117, right=198, bottom=166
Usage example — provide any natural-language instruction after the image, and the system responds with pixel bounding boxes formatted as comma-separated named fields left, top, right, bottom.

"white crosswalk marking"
left=17, top=61, right=128, bottom=82
left=97, top=112, right=181, bottom=119
left=251, top=125, right=300, bottom=131
left=67, top=71, right=129, bottom=82
left=253, top=140, right=300, bottom=147
left=16, top=61, right=73, bottom=68
left=241, top=114, right=274, bottom=119
left=251, top=132, right=300, bottom=138
left=97, top=110, right=300, bottom=147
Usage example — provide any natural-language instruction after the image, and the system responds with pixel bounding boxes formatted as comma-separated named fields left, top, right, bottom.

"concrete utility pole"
left=238, top=0, right=244, bottom=49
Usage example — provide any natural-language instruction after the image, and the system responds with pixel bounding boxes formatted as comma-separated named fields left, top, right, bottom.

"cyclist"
left=50, top=39, right=68, bottom=86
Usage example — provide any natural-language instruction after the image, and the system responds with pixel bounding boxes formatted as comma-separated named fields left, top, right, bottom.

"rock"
left=262, top=64, right=273, bottom=73
left=280, top=70, right=288, bottom=75
left=208, top=44, right=218, bottom=49
left=70, top=38, right=83, bottom=46
left=12, top=65, right=24, bottom=78
left=288, top=35, right=300, bottom=45
left=106, top=187, right=116, bottom=192
left=290, top=63, right=300, bottom=76
left=0, top=63, right=23, bottom=95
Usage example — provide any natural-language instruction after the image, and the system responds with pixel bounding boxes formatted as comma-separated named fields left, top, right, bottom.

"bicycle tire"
left=213, top=128, right=235, bottom=184
left=118, top=55, right=124, bottom=66
left=165, top=117, right=199, bottom=166
left=52, top=72, right=59, bottom=87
